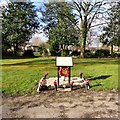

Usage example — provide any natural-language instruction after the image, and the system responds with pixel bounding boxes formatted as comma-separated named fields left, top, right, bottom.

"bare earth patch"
left=2, top=89, right=119, bottom=118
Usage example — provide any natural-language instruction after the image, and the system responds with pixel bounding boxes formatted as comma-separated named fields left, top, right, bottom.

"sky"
left=0, top=0, right=9, bottom=6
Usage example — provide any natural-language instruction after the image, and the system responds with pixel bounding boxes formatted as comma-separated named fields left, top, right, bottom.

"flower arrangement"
left=80, top=72, right=83, bottom=75
left=45, top=72, right=49, bottom=76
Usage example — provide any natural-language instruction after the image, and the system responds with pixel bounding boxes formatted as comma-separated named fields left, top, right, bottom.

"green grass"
left=1, top=57, right=119, bottom=94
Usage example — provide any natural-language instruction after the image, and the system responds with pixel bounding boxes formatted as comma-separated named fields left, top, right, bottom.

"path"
left=2, top=90, right=119, bottom=118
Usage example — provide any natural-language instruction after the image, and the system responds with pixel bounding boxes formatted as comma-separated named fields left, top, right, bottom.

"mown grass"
left=1, top=57, right=119, bottom=94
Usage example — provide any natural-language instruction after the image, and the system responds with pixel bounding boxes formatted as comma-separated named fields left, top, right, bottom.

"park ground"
left=2, top=89, right=119, bottom=118
left=1, top=57, right=120, bottom=118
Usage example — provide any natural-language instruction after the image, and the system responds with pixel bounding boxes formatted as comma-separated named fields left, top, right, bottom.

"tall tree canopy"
left=41, top=2, right=79, bottom=56
left=41, top=0, right=107, bottom=57
left=100, top=1, right=120, bottom=55
left=2, top=2, right=39, bottom=54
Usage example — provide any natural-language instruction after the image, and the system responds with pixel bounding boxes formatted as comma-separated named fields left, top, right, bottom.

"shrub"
left=71, top=50, right=80, bottom=56
left=85, top=50, right=95, bottom=58
left=61, top=50, right=69, bottom=56
left=41, top=49, right=48, bottom=56
left=23, top=50, right=35, bottom=57
left=118, top=53, right=120, bottom=57
left=50, top=50, right=61, bottom=56
left=112, top=52, right=120, bottom=58
left=39, top=43, right=49, bottom=56
left=17, top=52, right=24, bottom=56
left=2, top=49, right=14, bottom=56
left=95, top=49, right=110, bottom=58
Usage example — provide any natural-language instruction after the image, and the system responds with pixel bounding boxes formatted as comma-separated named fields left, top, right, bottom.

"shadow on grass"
left=89, top=75, right=112, bottom=80
left=88, top=75, right=111, bottom=88
left=74, top=60, right=118, bottom=65
left=2, top=58, right=55, bottom=66
left=90, top=83, right=102, bottom=88
left=2, top=55, right=38, bottom=59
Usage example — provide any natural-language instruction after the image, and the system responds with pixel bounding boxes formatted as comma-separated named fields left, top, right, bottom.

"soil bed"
left=2, top=89, right=119, bottom=118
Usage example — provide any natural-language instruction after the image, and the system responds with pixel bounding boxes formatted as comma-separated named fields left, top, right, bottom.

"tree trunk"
left=80, top=36, right=86, bottom=58
left=14, top=44, right=18, bottom=55
left=110, top=44, right=114, bottom=57
left=80, top=18, right=87, bottom=58
left=80, top=38, right=85, bottom=58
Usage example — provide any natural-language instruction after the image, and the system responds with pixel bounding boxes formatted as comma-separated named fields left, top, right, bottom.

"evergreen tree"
left=100, top=2, right=120, bottom=56
left=41, top=2, right=79, bottom=56
left=2, top=2, right=39, bottom=55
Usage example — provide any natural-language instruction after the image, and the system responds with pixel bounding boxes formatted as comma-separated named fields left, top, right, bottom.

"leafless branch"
left=59, top=12, right=81, bottom=31
left=88, top=2, right=103, bottom=30
left=79, top=2, right=85, bottom=12
left=73, top=0, right=83, bottom=22
left=91, top=22, right=109, bottom=28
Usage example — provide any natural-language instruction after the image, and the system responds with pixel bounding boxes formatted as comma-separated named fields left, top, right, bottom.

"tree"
left=70, top=0, right=106, bottom=57
left=39, top=43, right=48, bottom=56
left=41, top=0, right=107, bottom=57
left=100, top=1, right=120, bottom=56
left=41, top=2, right=79, bottom=56
left=2, top=1, right=39, bottom=55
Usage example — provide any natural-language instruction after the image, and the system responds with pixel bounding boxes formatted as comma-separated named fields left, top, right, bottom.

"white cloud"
left=31, top=0, right=47, bottom=3
left=0, top=0, right=9, bottom=6
left=30, top=33, right=48, bottom=42
left=36, top=11, right=43, bottom=18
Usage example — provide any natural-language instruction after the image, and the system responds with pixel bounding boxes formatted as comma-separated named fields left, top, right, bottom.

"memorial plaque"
left=56, top=57, right=73, bottom=67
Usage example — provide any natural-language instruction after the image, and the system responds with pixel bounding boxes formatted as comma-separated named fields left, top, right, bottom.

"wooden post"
left=57, top=67, right=59, bottom=86
left=68, top=67, right=71, bottom=84
left=54, top=80, right=57, bottom=91
left=56, top=57, right=73, bottom=87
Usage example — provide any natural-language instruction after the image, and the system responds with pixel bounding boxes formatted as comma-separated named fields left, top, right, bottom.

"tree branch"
left=88, top=2, right=103, bottom=30
left=91, top=22, right=109, bottom=28
left=59, top=12, right=81, bottom=31
left=79, top=2, right=85, bottom=12
left=73, top=1, right=83, bottom=22
left=88, top=2, right=101, bottom=13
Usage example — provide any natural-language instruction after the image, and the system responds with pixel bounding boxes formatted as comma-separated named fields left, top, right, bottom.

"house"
left=32, top=45, right=39, bottom=52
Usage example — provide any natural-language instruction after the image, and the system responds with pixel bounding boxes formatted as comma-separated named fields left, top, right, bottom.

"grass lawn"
left=1, top=57, right=119, bottom=94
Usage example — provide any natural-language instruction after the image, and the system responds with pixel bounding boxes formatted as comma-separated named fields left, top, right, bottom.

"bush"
left=112, top=52, right=120, bottom=58
left=39, top=43, right=49, bottom=56
left=41, top=49, right=48, bottom=56
left=85, top=50, right=95, bottom=58
left=23, top=50, right=35, bottom=57
left=61, top=50, right=69, bottom=56
left=95, top=49, right=110, bottom=58
left=17, top=52, right=24, bottom=56
left=2, top=49, right=14, bottom=56
left=33, top=52, right=40, bottom=57
left=71, top=50, right=80, bottom=56
left=50, top=50, right=61, bottom=56
left=49, top=45, right=61, bottom=56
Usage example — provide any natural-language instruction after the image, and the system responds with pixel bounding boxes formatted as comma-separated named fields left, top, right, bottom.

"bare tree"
left=69, top=0, right=108, bottom=57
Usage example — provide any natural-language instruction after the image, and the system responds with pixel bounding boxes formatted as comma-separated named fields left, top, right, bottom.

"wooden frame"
left=56, top=57, right=73, bottom=86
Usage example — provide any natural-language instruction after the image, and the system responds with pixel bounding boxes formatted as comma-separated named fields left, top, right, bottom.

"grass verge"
left=1, top=57, right=119, bottom=94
